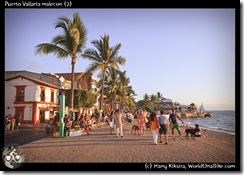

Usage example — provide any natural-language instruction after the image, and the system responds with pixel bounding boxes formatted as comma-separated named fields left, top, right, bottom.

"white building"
left=5, top=75, right=60, bottom=124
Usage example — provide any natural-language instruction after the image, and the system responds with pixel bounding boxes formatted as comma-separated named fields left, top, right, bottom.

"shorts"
left=109, top=122, right=114, bottom=128
left=172, top=124, right=179, bottom=130
left=159, top=124, right=168, bottom=134
left=139, top=122, right=145, bottom=129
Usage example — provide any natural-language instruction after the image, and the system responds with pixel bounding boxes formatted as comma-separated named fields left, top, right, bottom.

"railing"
left=15, top=96, right=25, bottom=102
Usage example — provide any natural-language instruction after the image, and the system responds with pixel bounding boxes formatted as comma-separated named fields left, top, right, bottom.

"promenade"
left=5, top=120, right=235, bottom=164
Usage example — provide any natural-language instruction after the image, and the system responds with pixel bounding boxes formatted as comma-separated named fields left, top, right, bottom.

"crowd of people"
left=8, top=107, right=199, bottom=145
left=5, top=114, right=21, bottom=131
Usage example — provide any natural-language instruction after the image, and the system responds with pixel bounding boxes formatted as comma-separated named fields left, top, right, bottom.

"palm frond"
left=35, top=43, right=69, bottom=58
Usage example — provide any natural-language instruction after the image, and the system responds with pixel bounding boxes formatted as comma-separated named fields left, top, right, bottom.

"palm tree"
left=77, top=34, right=126, bottom=110
left=190, top=103, right=197, bottom=112
left=103, top=68, right=127, bottom=110
left=143, top=93, right=149, bottom=101
left=156, top=92, right=163, bottom=101
left=116, top=76, right=136, bottom=111
left=35, top=12, right=87, bottom=111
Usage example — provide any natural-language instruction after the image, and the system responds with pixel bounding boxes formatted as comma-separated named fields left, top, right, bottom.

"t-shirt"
left=150, top=121, right=158, bottom=130
left=158, top=115, right=168, bottom=124
left=65, top=121, right=72, bottom=128
left=169, top=114, right=178, bottom=124
left=110, top=115, right=114, bottom=122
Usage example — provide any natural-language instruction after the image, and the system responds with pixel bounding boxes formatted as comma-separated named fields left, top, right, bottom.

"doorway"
left=40, top=109, right=45, bottom=123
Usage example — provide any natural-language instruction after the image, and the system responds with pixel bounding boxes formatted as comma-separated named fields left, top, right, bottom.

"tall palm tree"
left=35, top=12, right=87, bottom=111
left=78, top=34, right=126, bottom=110
left=103, top=68, right=127, bottom=110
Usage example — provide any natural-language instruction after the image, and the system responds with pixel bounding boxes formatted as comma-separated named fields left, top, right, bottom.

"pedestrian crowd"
left=8, top=107, right=192, bottom=145
left=5, top=114, right=21, bottom=131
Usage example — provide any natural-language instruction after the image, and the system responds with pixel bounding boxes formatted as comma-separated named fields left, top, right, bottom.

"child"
left=194, top=124, right=201, bottom=137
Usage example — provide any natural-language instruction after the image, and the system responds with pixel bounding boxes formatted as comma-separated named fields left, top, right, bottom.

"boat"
left=198, top=102, right=205, bottom=113
left=198, top=103, right=213, bottom=117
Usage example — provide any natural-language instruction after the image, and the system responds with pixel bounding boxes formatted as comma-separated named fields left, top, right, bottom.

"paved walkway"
left=5, top=120, right=234, bottom=164
left=5, top=120, right=181, bottom=163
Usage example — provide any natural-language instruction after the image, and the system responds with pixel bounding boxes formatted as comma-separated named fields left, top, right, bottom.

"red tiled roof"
left=5, top=75, right=59, bottom=89
left=55, top=72, right=91, bottom=81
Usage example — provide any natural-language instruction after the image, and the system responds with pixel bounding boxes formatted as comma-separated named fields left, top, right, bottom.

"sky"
left=5, top=8, right=236, bottom=110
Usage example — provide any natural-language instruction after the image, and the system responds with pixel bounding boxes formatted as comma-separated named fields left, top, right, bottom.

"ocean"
left=181, top=110, right=235, bottom=134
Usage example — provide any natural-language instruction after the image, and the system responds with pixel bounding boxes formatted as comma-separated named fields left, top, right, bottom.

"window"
left=51, top=90, right=54, bottom=102
left=40, top=88, right=45, bottom=102
left=16, top=86, right=25, bottom=102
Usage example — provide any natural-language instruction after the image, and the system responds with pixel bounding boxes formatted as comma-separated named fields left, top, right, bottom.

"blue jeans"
left=64, top=127, right=70, bottom=136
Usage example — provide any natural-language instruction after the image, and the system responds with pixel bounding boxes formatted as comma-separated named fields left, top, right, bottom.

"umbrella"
left=145, top=106, right=154, bottom=114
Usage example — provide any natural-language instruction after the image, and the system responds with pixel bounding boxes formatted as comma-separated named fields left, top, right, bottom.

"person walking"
left=64, top=117, right=72, bottom=137
left=158, top=110, right=169, bottom=144
left=149, top=112, right=160, bottom=145
left=11, top=116, right=15, bottom=130
left=78, top=115, right=90, bottom=135
left=114, top=109, right=124, bottom=138
left=169, top=108, right=184, bottom=139
left=109, top=110, right=115, bottom=135
left=138, top=110, right=146, bottom=135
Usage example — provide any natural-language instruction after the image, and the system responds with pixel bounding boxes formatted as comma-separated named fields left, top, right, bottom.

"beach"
left=5, top=120, right=236, bottom=164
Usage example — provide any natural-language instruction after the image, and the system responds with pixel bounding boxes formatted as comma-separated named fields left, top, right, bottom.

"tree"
left=77, top=34, right=126, bottom=110
left=65, top=89, right=97, bottom=114
left=103, top=68, right=127, bottom=110
left=190, top=103, right=197, bottom=112
left=35, top=12, right=87, bottom=112
left=174, top=102, right=181, bottom=106
left=136, top=100, right=153, bottom=110
left=156, top=92, right=163, bottom=101
left=143, top=93, right=149, bottom=101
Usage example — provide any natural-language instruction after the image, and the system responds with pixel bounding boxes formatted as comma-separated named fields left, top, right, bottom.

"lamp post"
left=59, top=94, right=65, bottom=138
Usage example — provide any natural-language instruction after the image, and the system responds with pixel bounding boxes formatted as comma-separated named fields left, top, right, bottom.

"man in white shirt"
left=158, top=110, right=169, bottom=144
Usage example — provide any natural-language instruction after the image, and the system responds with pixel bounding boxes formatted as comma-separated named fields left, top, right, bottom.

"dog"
left=185, top=124, right=201, bottom=140
left=131, top=125, right=140, bottom=135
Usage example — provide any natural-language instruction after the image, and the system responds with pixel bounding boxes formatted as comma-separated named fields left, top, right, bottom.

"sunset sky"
left=5, top=8, right=236, bottom=110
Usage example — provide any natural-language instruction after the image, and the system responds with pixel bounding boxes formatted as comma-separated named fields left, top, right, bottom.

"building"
left=55, top=72, right=99, bottom=93
left=55, top=72, right=100, bottom=114
left=174, top=105, right=191, bottom=112
left=5, top=75, right=60, bottom=124
left=5, top=70, right=100, bottom=123
left=5, top=70, right=71, bottom=89
left=153, top=98, right=173, bottom=111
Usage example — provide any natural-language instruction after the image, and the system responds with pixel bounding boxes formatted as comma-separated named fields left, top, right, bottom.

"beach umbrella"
left=145, top=106, right=154, bottom=114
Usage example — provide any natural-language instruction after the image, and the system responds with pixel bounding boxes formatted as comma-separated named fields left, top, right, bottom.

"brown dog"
left=131, top=125, right=140, bottom=135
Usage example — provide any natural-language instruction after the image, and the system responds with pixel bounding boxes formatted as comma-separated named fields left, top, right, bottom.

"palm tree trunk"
left=70, top=58, right=75, bottom=112
left=111, top=97, right=114, bottom=110
left=100, top=73, right=106, bottom=111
